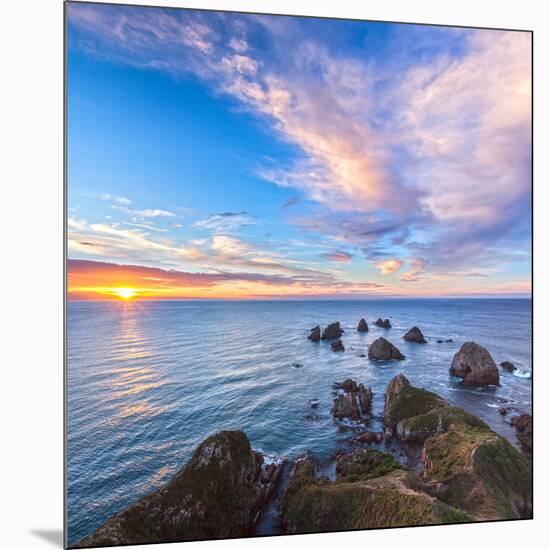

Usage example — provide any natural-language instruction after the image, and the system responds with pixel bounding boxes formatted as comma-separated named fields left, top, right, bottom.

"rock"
left=374, top=318, right=391, bottom=328
left=303, top=414, right=321, bottom=421
left=321, top=322, right=343, bottom=340
left=330, top=339, right=345, bottom=352
left=384, top=374, right=447, bottom=429
left=355, top=431, right=384, bottom=444
left=498, top=407, right=509, bottom=416
left=436, top=340, right=444, bottom=344
left=500, top=361, right=517, bottom=373
left=75, top=430, right=282, bottom=547
left=331, top=379, right=373, bottom=421
left=511, top=414, right=532, bottom=456
left=292, top=363, right=303, bottom=368
left=445, top=339, right=453, bottom=343
left=308, top=399, right=320, bottom=408
left=357, top=318, right=369, bottom=332
left=449, top=342, right=499, bottom=386
left=282, top=451, right=472, bottom=533
left=403, top=326, right=427, bottom=344
left=396, top=406, right=488, bottom=443
left=368, top=337, right=405, bottom=361
left=307, top=325, right=320, bottom=342
left=359, top=353, right=366, bottom=358
left=422, top=424, right=532, bottom=520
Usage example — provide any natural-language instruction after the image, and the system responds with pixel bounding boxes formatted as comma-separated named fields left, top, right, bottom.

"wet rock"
left=374, top=318, right=391, bottom=329
left=331, top=339, right=345, bottom=352
left=500, top=361, right=517, bottom=373
left=437, top=340, right=444, bottom=344
left=368, top=337, right=405, bottom=361
left=321, top=322, right=343, bottom=340
left=357, top=318, right=369, bottom=332
left=75, top=430, right=279, bottom=547
left=303, top=414, right=321, bottom=421
left=308, top=325, right=320, bottom=342
left=355, top=430, right=384, bottom=444
left=359, top=353, right=366, bottom=358
left=331, top=379, right=373, bottom=421
left=511, top=414, right=532, bottom=456
left=445, top=339, right=453, bottom=343
left=403, top=326, right=427, bottom=344
left=449, top=342, right=499, bottom=386
left=292, top=363, right=303, bottom=368
left=308, top=399, right=320, bottom=408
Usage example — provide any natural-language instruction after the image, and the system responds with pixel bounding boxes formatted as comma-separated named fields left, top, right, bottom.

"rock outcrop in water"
left=403, top=326, right=427, bottom=344
left=321, top=322, right=343, bottom=340
left=357, top=318, right=369, bottom=332
left=331, top=339, right=345, bottom=352
left=331, top=379, right=373, bottom=421
left=76, top=430, right=284, bottom=547
left=500, top=361, right=517, bottom=373
left=449, top=342, right=499, bottom=386
left=374, top=318, right=391, bottom=328
left=308, top=326, right=320, bottom=342
left=368, top=337, right=405, bottom=361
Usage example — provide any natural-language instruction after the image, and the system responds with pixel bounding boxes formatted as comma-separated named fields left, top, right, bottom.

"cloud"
left=133, top=209, right=175, bottom=218
left=68, top=5, right=531, bottom=286
left=102, top=194, right=132, bottom=205
left=195, top=211, right=255, bottom=232
left=373, top=259, right=404, bottom=275
left=281, top=196, right=301, bottom=209
left=320, top=250, right=354, bottom=263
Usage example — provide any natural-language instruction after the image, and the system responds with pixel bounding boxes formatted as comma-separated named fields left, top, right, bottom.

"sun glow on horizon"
left=113, top=287, right=137, bottom=300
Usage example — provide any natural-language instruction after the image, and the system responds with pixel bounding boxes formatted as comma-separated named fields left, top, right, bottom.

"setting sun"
left=114, top=288, right=136, bottom=300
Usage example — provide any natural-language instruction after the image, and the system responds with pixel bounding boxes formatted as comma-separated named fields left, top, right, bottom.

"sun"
left=113, top=287, right=137, bottom=300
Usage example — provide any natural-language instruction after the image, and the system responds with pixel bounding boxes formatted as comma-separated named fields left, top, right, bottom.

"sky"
left=66, top=2, right=532, bottom=300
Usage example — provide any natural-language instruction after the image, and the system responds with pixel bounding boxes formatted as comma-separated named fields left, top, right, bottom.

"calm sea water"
left=67, top=298, right=532, bottom=544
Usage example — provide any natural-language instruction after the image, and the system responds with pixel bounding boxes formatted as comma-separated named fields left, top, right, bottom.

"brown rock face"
left=500, top=361, right=517, bottom=373
left=511, top=414, right=533, bottom=456
left=308, top=325, right=321, bottom=342
left=403, top=326, right=427, bottom=344
left=449, top=342, right=499, bottom=386
left=368, top=337, right=405, bottom=361
left=331, top=379, right=373, bottom=421
left=374, top=318, right=391, bottom=328
left=357, top=318, right=369, bottom=332
left=331, top=339, right=345, bottom=352
left=321, top=322, right=343, bottom=340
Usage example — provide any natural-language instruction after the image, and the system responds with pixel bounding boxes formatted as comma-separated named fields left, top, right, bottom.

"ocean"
left=67, top=298, right=532, bottom=544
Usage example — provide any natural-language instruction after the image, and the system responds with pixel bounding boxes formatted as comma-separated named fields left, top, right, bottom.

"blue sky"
left=66, top=2, right=532, bottom=299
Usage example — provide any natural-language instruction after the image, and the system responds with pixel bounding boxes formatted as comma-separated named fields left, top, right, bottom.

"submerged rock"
left=511, top=414, right=532, bottom=456
left=500, top=361, right=517, bottom=373
left=308, top=326, right=321, bottom=342
left=374, top=318, right=391, bottom=329
left=331, top=339, right=345, bottom=352
left=321, top=322, right=343, bottom=340
left=403, top=326, right=427, bottom=344
left=450, top=342, right=499, bottom=386
left=75, top=431, right=283, bottom=547
left=368, top=337, right=405, bottom=361
left=357, top=318, right=369, bottom=332
left=355, top=430, right=384, bottom=444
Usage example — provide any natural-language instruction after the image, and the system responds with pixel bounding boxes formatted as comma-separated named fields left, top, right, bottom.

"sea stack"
left=308, top=325, right=321, bottom=342
left=449, top=342, right=499, bottom=386
left=331, top=339, right=345, bottom=352
left=357, top=318, right=369, bottom=332
left=322, top=322, right=343, bottom=340
left=374, top=318, right=391, bottom=329
left=368, top=337, right=405, bottom=361
left=403, top=326, right=427, bottom=344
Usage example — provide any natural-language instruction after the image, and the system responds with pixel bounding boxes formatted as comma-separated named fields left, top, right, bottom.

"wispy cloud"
left=195, top=211, right=255, bottom=232
left=373, top=259, right=404, bottom=275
